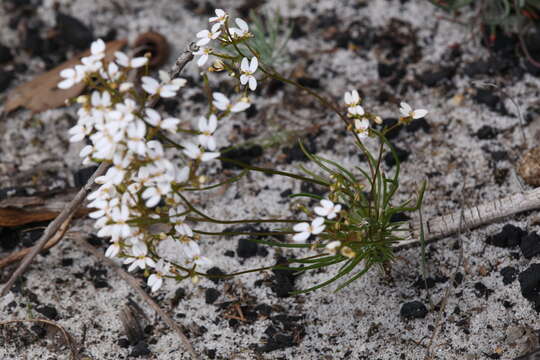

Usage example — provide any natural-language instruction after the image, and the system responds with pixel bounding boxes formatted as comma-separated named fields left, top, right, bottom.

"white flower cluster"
left=343, top=90, right=428, bottom=139
left=194, top=9, right=260, bottom=92
left=292, top=199, right=342, bottom=250
left=60, top=38, right=247, bottom=292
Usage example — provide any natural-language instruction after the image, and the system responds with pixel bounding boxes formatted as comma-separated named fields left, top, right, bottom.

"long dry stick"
left=75, top=235, right=199, bottom=360
left=398, top=187, right=540, bottom=248
left=0, top=318, right=81, bottom=360
left=0, top=162, right=108, bottom=296
left=0, top=45, right=196, bottom=297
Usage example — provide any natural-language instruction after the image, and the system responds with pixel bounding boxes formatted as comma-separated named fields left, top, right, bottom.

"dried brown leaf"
left=4, top=39, right=126, bottom=114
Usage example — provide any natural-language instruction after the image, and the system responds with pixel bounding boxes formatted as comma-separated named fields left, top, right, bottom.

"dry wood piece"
left=0, top=190, right=90, bottom=227
left=399, top=187, right=540, bottom=247
left=4, top=39, right=126, bottom=113
left=518, top=146, right=540, bottom=187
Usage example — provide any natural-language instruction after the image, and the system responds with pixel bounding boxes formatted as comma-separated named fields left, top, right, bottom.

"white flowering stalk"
left=59, top=36, right=256, bottom=292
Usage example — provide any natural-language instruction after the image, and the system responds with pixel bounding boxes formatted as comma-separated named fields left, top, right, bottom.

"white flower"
left=169, top=208, right=193, bottom=237
left=325, top=240, right=341, bottom=254
left=90, top=39, right=106, bottom=59
left=212, top=92, right=250, bottom=112
left=292, top=217, right=326, bottom=242
left=314, top=199, right=342, bottom=219
left=197, top=115, right=218, bottom=150
left=196, top=23, right=222, bottom=46
left=230, top=18, right=249, bottom=38
left=141, top=76, right=178, bottom=98
left=105, top=241, right=121, bottom=258
left=126, top=120, right=147, bottom=156
left=194, top=47, right=212, bottom=67
left=183, top=142, right=220, bottom=162
left=354, top=118, right=370, bottom=139
left=209, top=9, right=227, bottom=24
left=344, top=90, right=360, bottom=107
left=399, top=102, right=428, bottom=119
left=114, top=51, right=148, bottom=68
left=142, top=181, right=171, bottom=208
left=58, top=66, right=85, bottom=89
left=183, top=240, right=212, bottom=267
left=119, top=82, right=133, bottom=92
left=348, top=105, right=365, bottom=117
left=144, top=108, right=180, bottom=133
left=81, top=55, right=103, bottom=72
left=124, top=242, right=156, bottom=272
left=147, top=260, right=170, bottom=292
left=240, top=57, right=258, bottom=91
left=158, top=71, right=187, bottom=91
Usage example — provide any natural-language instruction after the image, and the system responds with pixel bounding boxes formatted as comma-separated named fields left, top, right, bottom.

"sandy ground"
left=1, top=0, right=540, bottom=359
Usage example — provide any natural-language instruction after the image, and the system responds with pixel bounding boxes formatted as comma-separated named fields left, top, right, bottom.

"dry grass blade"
left=0, top=318, right=81, bottom=360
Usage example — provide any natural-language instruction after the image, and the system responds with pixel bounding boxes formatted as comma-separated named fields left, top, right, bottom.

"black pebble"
left=35, top=305, right=59, bottom=320
left=255, top=303, right=273, bottom=317
left=406, top=118, right=431, bottom=133
left=224, top=250, right=235, bottom=257
left=0, top=71, right=14, bottom=92
left=61, top=258, right=73, bottom=267
left=518, top=263, right=540, bottom=312
left=297, top=77, right=320, bottom=89
left=417, top=67, right=455, bottom=87
left=220, top=145, right=263, bottom=170
left=118, top=338, right=130, bottom=348
left=473, top=89, right=507, bottom=115
left=384, top=145, right=409, bottom=167
left=257, top=332, right=295, bottom=353
left=400, top=301, right=428, bottom=319
left=206, top=267, right=226, bottom=284
left=30, top=324, right=47, bottom=338
left=486, top=224, right=524, bottom=248
left=473, top=282, right=493, bottom=299
left=377, top=62, right=399, bottom=78
left=271, top=257, right=296, bottom=298
left=0, top=44, right=13, bottom=63
left=520, top=232, right=540, bottom=259
left=390, top=212, right=411, bottom=223
left=474, top=125, right=499, bottom=140
left=74, top=166, right=98, bottom=187
left=237, top=238, right=259, bottom=258
left=20, top=228, right=44, bottom=247
left=130, top=341, right=151, bottom=357
left=500, top=266, right=518, bottom=285
left=56, top=13, right=93, bottom=49
left=205, top=288, right=220, bottom=304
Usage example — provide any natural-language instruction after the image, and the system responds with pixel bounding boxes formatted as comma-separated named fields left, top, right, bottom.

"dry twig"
left=399, top=187, right=540, bottom=248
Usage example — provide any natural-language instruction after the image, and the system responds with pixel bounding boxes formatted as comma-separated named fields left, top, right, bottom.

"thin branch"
left=397, top=187, right=540, bottom=248
left=75, top=235, right=199, bottom=360
left=0, top=161, right=108, bottom=296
